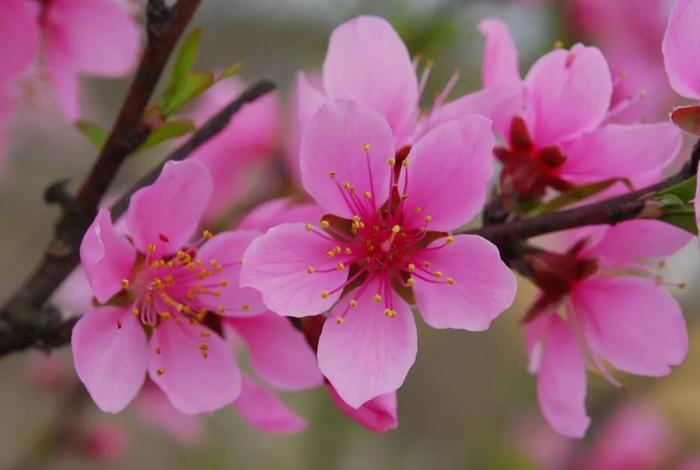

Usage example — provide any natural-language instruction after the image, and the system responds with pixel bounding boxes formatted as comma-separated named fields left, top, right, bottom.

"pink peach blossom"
left=73, top=160, right=250, bottom=414
left=80, top=422, right=129, bottom=463
left=526, top=221, right=689, bottom=437
left=329, top=386, right=398, bottom=433
left=0, top=0, right=140, bottom=122
left=241, top=100, right=517, bottom=408
left=479, top=19, right=682, bottom=200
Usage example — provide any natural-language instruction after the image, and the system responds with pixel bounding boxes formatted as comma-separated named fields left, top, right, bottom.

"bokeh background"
left=1, top=0, right=699, bottom=468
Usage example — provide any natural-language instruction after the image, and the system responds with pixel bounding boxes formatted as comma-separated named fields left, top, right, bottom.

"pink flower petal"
left=44, top=25, right=80, bottom=121
left=413, top=235, right=516, bottom=331
left=234, top=376, right=306, bottom=433
left=572, top=276, right=688, bottom=376
left=72, top=307, right=148, bottom=413
left=318, top=278, right=417, bottom=408
left=662, top=0, right=700, bottom=100
left=136, top=382, right=203, bottom=444
left=149, top=320, right=241, bottom=414
left=45, top=0, right=140, bottom=76
left=534, top=315, right=590, bottom=438
left=560, top=122, right=682, bottom=183
left=328, top=385, right=398, bottom=433
left=237, top=198, right=325, bottom=232
left=300, top=100, right=394, bottom=218
left=80, top=209, right=136, bottom=303
left=228, top=313, right=323, bottom=391
left=400, top=116, right=495, bottom=231
left=0, top=0, right=39, bottom=81
left=479, top=18, right=520, bottom=87
left=240, top=223, right=349, bottom=317
left=323, top=16, right=418, bottom=143
left=524, top=44, right=612, bottom=147
left=583, top=220, right=691, bottom=268
left=421, top=80, right=524, bottom=139
left=127, top=160, right=212, bottom=256
left=194, top=230, right=267, bottom=316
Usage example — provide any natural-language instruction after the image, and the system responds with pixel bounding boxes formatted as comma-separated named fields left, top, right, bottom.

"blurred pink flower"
left=567, top=0, right=675, bottom=123
left=580, top=401, right=677, bottom=470
left=73, top=160, right=249, bottom=414
left=0, top=0, right=140, bottom=122
left=241, top=100, right=516, bottom=408
left=525, top=221, right=689, bottom=438
left=478, top=18, right=682, bottom=200
left=26, top=353, right=66, bottom=388
left=136, top=382, right=204, bottom=443
left=80, top=422, right=129, bottom=463
left=188, top=78, right=280, bottom=222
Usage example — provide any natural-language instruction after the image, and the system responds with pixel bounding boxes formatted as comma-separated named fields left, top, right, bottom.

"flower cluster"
left=61, top=5, right=698, bottom=441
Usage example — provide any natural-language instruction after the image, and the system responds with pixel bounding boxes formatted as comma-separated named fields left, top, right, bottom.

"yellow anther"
left=415, top=206, right=422, bottom=214
left=217, top=306, right=226, bottom=314
left=326, top=251, right=335, bottom=258
left=364, top=191, right=372, bottom=199
left=344, top=247, right=352, bottom=255
left=388, top=157, right=396, bottom=167
left=164, top=275, right=174, bottom=285
left=147, top=244, right=157, bottom=253
left=406, top=278, right=416, bottom=287
left=619, top=70, right=628, bottom=79
left=337, top=262, right=345, bottom=270
left=196, top=259, right=204, bottom=267
left=132, top=307, right=140, bottom=316
left=334, top=246, right=341, bottom=254
left=434, top=271, right=443, bottom=278
left=335, top=317, right=345, bottom=324
left=362, top=143, right=371, bottom=152
left=384, top=309, right=397, bottom=318
left=447, top=277, right=455, bottom=285
left=210, top=259, right=220, bottom=267
left=329, top=170, right=336, bottom=178
left=352, top=215, right=361, bottom=222
left=392, top=225, right=401, bottom=234
left=159, top=311, right=172, bottom=319
left=202, top=230, right=214, bottom=240
left=350, top=299, right=358, bottom=308
left=553, top=40, right=564, bottom=49
left=639, top=89, right=647, bottom=98
left=402, top=159, right=409, bottom=168
left=424, top=215, right=433, bottom=223
left=373, top=294, right=382, bottom=303
left=422, top=260, right=430, bottom=268
left=176, top=250, right=187, bottom=258
left=121, top=279, right=130, bottom=288
left=199, top=343, right=209, bottom=351
left=219, top=280, right=228, bottom=287
left=305, top=223, right=314, bottom=232
left=241, top=304, right=250, bottom=312
left=200, top=331, right=211, bottom=338
left=211, top=290, right=221, bottom=298
left=307, top=266, right=315, bottom=274
left=156, top=368, right=165, bottom=376
left=320, top=220, right=330, bottom=229
left=446, top=235, right=454, bottom=244
left=321, top=291, right=330, bottom=299
left=407, top=263, right=416, bottom=273
left=342, top=181, right=352, bottom=190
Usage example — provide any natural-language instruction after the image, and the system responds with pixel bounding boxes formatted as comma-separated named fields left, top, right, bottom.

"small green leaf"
left=75, top=120, right=108, bottom=149
left=169, top=28, right=202, bottom=92
left=140, top=119, right=196, bottom=150
left=655, top=175, right=697, bottom=204
left=161, top=71, right=214, bottom=117
left=659, top=205, right=698, bottom=235
left=527, top=178, right=630, bottom=216
left=218, top=61, right=244, bottom=81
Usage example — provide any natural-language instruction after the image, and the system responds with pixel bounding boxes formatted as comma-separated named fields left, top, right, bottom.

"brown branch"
left=0, top=80, right=276, bottom=357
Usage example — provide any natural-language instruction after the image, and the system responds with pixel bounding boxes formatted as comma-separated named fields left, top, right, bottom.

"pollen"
left=424, top=215, right=433, bottom=223
left=132, top=307, right=140, bottom=316
left=219, top=280, right=228, bottom=287
left=326, top=251, right=335, bottom=258
left=415, top=206, right=421, bottom=214
left=202, top=230, right=214, bottom=240
left=241, top=304, right=250, bottom=312
left=342, top=181, right=351, bottom=190
left=388, top=157, right=396, bottom=167
left=373, top=294, right=382, bottom=303
left=321, top=291, right=330, bottom=299
left=217, top=306, right=225, bottom=313
left=422, top=260, right=430, bottom=268
left=147, top=243, right=156, bottom=253
left=344, top=247, right=352, bottom=255
left=447, top=277, right=455, bottom=285
left=156, top=368, right=165, bottom=376
left=407, top=263, right=416, bottom=273
left=334, top=246, right=341, bottom=254
left=307, top=266, right=315, bottom=274
left=305, top=223, right=314, bottom=232
left=392, top=225, right=401, bottom=234
left=320, top=220, right=330, bottom=229
left=350, top=299, right=358, bottom=308
left=336, top=262, right=345, bottom=270
left=362, top=143, right=370, bottom=152
left=121, top=279, right=130, bottom=288
left=434, top=271, right=443, bottom=278
left=384, top=309, right=397, bottom=318
left=402, top=159, right=409, bottom=168
left=329, top=170, right=336, bottom=178
left=364, top=191, right=372, bottom=199
left=335, top=317, right=345, bottom=324
left=406, top=278, right=416, bottom=287
left=553, top=39, right=563, bottom=49
left=446, top=235, right=454, bottom=244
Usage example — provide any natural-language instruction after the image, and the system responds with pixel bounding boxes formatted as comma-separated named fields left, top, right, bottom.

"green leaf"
left=659, top=205, right=698, bottom=235
left=140, top=119, right=196, bottom=150
left=218, top=61, right=244, bottom=81
left=527, top=178, right=630, bottom=216
left=75, top=120, right=108, bottom=149
left=161, top=71, right=214, bottom=117
left=168, top=28, right=202, bottom=93
left=655, top=175, right=697, bottom=204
